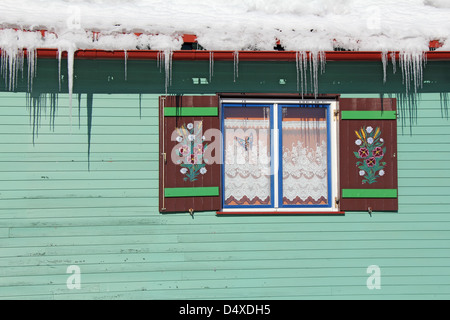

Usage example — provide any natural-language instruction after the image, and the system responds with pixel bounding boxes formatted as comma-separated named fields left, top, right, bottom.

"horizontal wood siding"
left=1, top=92, right=450, bottom=299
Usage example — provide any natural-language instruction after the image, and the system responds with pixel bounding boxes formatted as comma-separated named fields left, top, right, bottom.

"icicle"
left=58, top=49, right=62, bottom=92
left=7, top=49, right=18, bottom=91
left=381, top=51, right=388, bottom=83
left=233, top=51, right=239, bottom=82
left=295, top=51, right=310, bottom=97
left=164, top=50, right=173, bottom=94
left=157, top=51, right=163, bottom=72
left=295, top=51, right=307, bottom=97
left=390, top=52, right=397, bottom=74
left=309, top=51, right=326, bottom=98
left=399, top=51, right=426, bottom=95
left=27, top=48, right=37, bottom=92
left=67, top=48, right=75, bottom=129
left=440, top=92, right=449, bottom=119
left=124, top=50, right=128, bottom=81
left=139, top=93, right=142, bottom=119
left=18, top=49, right=25, bottom=81
left=209, top=51, right=214, bottom=83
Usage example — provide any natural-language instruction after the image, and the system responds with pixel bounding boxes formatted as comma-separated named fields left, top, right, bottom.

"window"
left=159, top=94, right=398, bottom=215
left=221, top=99, right=338, bottom=212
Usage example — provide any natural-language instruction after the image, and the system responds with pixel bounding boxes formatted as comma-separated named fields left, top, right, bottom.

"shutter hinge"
left=334, top=110, right=340, bottom=121
left=162, top=152, right=167, bottom=164
left=334, top=197, right=340, bottom=208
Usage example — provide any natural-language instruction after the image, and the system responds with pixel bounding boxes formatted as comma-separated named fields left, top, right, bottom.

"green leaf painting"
left=175, top=121, right=209, bottom=182
left=354, top=126, right=386, bottom=184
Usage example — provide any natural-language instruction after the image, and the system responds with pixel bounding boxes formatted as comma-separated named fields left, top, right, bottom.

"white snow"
left=0, top=0, right=449, bottom=97
left=0, top=0, right=449, bottom=53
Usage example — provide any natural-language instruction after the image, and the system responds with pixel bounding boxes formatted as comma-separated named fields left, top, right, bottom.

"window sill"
left=216, top=211, right=345, bottom=216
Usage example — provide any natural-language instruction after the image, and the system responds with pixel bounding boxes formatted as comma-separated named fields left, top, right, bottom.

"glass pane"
left=224, top=106, right=271, bottom=206
left=281, top=106, right=328, bottom=206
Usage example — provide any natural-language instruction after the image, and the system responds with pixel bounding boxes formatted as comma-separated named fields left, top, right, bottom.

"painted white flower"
left=379, top=169, right=385, bottom=176
left=200, top=167, right=207, bottom=175
left=359, top=170, right=365, bottom=176
left=180, top=168, right=188, bottom=174
left=366, top=126, right=373, bottom=133
left=355, top=139, right=362, bottom=146
left=176, top=136, right=183, bottom=143
left=187, top=123, right=194, bottom=130
left=380, top=138, right=384, bottom=143
left=367, top=137, right=374, bottom=144
left=188, top=134, right=195, bottom=141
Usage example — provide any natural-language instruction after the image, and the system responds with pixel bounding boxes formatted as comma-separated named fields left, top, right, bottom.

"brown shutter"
left=339, top=98, right=398, bottom=212
left=159, top=95, right=222, bottom=213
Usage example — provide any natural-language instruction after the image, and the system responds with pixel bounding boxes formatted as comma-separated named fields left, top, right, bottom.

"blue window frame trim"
left=278, top=104, right=332, bottom=209
left=221, top=102, right=332, bottom=209
left=222, top=103, right=275, bottom=209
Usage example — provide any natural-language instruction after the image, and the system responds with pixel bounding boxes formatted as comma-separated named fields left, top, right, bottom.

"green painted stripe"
left=164, top=107, right=218, bottom=117
left=341, top=110, right=397, bottom=120
left=164, top=186, right=220, bottom=198
left=342, top=189, right=398, bottom=198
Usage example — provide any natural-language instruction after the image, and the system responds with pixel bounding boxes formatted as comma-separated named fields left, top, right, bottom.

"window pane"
left=224, top=106, right=271, bottom=206
left=281, top=106, right=328, bottom=205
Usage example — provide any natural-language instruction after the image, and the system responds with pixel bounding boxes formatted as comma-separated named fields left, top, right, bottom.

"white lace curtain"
left=282, top=119, right=328, bottom=205
left=224, top=118, right=271, bottom=206
left=224, top=108, right=328, bottom=207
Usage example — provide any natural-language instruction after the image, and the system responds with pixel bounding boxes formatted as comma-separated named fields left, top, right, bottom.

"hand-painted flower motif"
left=174, top=121, right=209, bottom=182
left=358, top=147, right=369, bottom=158
left=193, top=143, right=204, bottom=155
left=178, top=145, right=190, bottom=155
left=186, top=154, right=197, bottom=165
left=353, top=126, right=386, bottom=184
left=372, top=146, right=384, bottom=158
left=365, top=157, right=376, bottom=167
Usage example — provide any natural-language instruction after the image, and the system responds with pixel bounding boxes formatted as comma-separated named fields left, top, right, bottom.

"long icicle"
left=67, top=48, right=75, bottom=130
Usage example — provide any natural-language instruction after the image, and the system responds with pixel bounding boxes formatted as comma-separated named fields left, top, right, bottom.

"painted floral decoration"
left=354, top=126, right=386, bottom=184
left=175, top=122, right=208, bottom=182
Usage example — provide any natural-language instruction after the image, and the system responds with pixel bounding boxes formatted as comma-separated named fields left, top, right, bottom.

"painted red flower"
left=178, top=145, right=190, bottom=155
left=193, top=143, right=204, bottom=155
left=358, top=147, right=369, bottom=158
left=372, top=147, right=384, bottom=158
left=186, top=154, right=197, bottom=164
left=365, top=157, right=376, bottom=167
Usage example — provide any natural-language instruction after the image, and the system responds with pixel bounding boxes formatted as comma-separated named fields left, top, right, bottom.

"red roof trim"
left=17, top=49, right=450, bottom=61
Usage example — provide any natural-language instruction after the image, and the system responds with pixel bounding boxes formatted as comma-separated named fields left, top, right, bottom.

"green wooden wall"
left=1, top=59, right=450, bottom=299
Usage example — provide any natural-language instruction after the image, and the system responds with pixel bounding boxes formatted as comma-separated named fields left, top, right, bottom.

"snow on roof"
left=0, top=0, right=450, bottom=52
left=1, top=0, right=449, bottom=101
